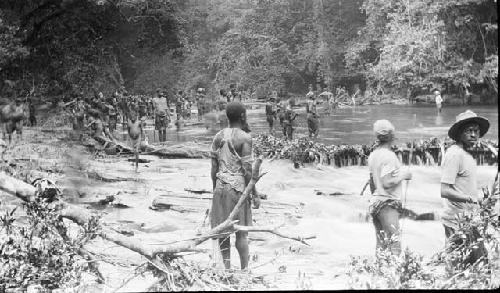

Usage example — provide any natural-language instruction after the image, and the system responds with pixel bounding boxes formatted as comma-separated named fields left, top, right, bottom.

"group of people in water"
left=210, top=99, right=498, bottom=270
left=264, top=84, right=359, bottom=140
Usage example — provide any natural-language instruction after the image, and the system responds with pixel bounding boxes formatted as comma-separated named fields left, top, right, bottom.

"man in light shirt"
left=368, top=119, right=412, bottom=255
left=434, top=89, right=443, bottom=114
left=440, top=110, right=490, bottom=265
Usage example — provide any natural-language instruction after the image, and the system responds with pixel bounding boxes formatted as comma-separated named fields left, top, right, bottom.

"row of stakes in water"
left=253, top=134, right=498, bottom=167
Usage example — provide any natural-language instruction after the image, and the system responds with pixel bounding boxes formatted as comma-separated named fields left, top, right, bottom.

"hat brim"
left=448, top=116, right=490, bottom=141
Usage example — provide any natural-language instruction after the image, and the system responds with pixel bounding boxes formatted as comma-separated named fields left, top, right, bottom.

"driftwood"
left=184, top=188, right=213, bottom=195
left=144, top=142, right=211, bottom=159
left=86, top=136, right=211, bottom=159
left=1, top=159, right=315, bottom=264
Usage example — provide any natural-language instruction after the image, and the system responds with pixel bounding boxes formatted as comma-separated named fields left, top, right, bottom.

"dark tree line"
left=1, top=0, right=497, bottom=103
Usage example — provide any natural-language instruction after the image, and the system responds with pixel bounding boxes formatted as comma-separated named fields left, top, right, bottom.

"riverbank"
left=1, top=126, right=497, bottom=290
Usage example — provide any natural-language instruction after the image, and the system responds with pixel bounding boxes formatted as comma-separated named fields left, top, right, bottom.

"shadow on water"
left=117, top=105, right=498, bottom=146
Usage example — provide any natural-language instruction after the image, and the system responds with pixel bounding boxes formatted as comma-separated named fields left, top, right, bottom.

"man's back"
left=213, top=127, right=251, bottom=158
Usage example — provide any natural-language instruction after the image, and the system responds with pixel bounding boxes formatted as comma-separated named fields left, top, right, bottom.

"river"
left=137, top=104, right=498, bottom=145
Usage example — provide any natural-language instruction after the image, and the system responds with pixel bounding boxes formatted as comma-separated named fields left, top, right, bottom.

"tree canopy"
left=0, top=0, right=497, bottom=101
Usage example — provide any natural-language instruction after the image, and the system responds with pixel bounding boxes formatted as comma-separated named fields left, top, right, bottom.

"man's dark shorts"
left=155, top=112, right=168, bottom=130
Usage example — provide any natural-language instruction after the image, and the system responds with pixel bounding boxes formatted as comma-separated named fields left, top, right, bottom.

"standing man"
left=152, top=91, right=169, bottom=142
left=306, top=91, right=319, bottom=139
left=138, top=96, right=148, bottom=120
left=282, top=100, right=297, bottom=140
left=27, top=98, right=37, bottom=127
left=368, top=119, right=412, bottom=255
left=319, top=87, right=334, bottom=114
left=196, top=88, right=205, bottom=121
left=265, top=95, right=277, bottom=135
left=210, top=102, right=258, bottom=270
left=440, top=110, right=490, bottom=262
left=4, top=99, right=26, bottom=144
left=127, top=111, right=144, bottom=172
left=434, top=89, right=443, bottom=114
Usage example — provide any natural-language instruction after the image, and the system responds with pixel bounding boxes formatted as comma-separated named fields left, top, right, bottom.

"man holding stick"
left=368, top=119, right=412, bottom=255
left=210, top=101, right=259, bottom=270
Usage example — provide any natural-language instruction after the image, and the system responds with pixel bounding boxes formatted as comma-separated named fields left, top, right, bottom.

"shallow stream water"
left=124, top=104, right=498, bottom=146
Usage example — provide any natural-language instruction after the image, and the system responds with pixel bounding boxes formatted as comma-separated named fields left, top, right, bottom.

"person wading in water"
left=210, top=101, right=259, bottom=270
left=153, top=91, right=169, bottom=142
left=306, top=89, right=319, bottom=139
left=434, top=89, right=443, bottom=114
left=282, top=100, right=297, bottom=140
left=265, top=95, right=277, bottom=135
left=440, top=110, right=490, bottom=265
left=368, top=119, right=412, bottom=255
left=127, top=111, right=143, bottom=172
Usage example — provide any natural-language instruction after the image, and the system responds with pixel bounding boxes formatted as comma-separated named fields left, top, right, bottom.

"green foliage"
left=0, top=198, right=100, bottom=290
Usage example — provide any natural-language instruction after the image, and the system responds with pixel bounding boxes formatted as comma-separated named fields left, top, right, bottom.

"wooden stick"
left=233, top=224, right=316, bottom=246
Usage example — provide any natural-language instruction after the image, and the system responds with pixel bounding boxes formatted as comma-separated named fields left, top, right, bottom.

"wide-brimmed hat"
left=448, top=110, right=489, bottom=141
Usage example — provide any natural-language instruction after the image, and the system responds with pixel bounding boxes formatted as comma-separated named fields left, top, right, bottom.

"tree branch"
left=1, top=158, right=314, bottom=264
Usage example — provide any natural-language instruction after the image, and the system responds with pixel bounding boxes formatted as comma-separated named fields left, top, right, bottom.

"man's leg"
left=372, top=215, right=383, bottom=252
left=235, top=231, right=249, bottom=269
left=376, top=206, right=401, bottom=255
left=16, top=122, right=22, bottom=141
left=219, top=236, right=231, bottom=269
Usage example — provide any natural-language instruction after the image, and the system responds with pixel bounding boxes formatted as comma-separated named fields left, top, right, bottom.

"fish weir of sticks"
left=253, top=135, right=498, bottom=167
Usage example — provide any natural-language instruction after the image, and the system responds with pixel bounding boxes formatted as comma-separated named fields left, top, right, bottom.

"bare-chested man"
left=210, top=102, right=259, bottom=270
left=127, top=111, right=143, bottom=172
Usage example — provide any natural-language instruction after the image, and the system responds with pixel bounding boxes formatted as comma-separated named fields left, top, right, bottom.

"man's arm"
left=380, top=157, right=411, bottom=189
left=240, top=134, right=253, bottom=186
left=240, top=133, right=260, bottom=208
left=441, top=183, right=475, bottom=203
left=210, top=133, right=221, bottom=190
left=381, top=168, right=411, bottom=189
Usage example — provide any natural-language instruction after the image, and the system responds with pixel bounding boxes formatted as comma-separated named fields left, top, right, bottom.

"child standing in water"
left=127, top=111, right=143, bottom=172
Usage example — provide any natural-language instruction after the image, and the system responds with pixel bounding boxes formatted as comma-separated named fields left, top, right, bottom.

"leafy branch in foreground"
left=0, top=197, right=100, bottom=290
left=346, top=187, right=500, bottom=289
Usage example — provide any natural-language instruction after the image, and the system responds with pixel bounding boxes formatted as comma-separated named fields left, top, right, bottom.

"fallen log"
left=85, top=136, right=211, bottom=159
left=184, top=188, right=213, bottom=195
left=144, top=142, right=211, bottom=159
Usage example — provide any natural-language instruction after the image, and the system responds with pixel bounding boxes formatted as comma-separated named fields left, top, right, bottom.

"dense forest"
left=0, top=0, right=498, bottom=103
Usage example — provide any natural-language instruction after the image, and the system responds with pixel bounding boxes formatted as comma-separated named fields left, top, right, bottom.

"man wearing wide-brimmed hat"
left=368, top=119, right=412, bottom=255
left=440, top=110, right=490, bottom=244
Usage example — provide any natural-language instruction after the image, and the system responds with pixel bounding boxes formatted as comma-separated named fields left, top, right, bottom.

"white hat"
left=373, top=119, right=395, bottom=136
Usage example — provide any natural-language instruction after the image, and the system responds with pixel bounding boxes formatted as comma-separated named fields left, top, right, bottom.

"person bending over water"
left=368, top=119, right=412, bottom=255
left=210, top=101, right=259, bottom=270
